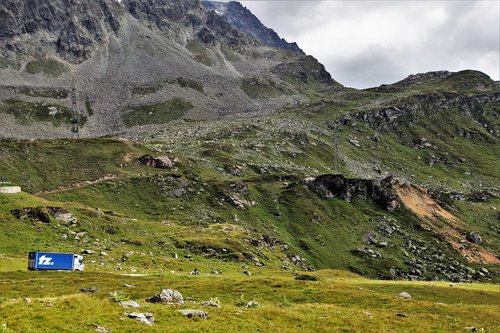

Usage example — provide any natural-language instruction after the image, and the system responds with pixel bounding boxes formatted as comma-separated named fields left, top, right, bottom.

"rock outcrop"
left=306, top=174, right=400, bottom=211
left=0, top=0, right=122, bottom=62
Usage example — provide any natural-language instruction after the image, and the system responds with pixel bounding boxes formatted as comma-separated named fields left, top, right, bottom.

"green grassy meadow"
left=0, top=268, right=498, bottom=333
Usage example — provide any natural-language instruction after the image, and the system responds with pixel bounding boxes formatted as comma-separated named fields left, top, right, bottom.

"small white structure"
left=0, top=186, right=21, bottom=194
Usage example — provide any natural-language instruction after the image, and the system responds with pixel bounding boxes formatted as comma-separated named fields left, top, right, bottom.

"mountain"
left=0, top=0, right=337, bottom=138
left=0, top=0, right=499, bottom=284
left=202, top=1, right=303, bottom=53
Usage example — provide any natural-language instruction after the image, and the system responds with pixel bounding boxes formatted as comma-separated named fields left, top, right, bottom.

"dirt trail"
left=34, top=174, right=121, bottom=196
left=395, top=184, right=500, bottom=265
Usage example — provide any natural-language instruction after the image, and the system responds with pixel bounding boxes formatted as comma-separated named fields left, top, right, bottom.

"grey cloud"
left=238, top=0, right=500, bottom=88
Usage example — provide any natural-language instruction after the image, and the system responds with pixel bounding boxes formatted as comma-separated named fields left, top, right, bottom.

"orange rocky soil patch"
left=395, top=183, right=500, bottom=265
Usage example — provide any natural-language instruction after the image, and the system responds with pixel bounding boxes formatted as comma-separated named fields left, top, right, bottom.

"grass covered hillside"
left=0, top=75, right=498, bottom=332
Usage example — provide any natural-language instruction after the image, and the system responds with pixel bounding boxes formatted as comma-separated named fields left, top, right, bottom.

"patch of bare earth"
left=395, top=183, right=499, bottom=265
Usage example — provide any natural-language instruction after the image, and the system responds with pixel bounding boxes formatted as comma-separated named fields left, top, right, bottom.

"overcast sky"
left=235, top=0, right=500, bottom=88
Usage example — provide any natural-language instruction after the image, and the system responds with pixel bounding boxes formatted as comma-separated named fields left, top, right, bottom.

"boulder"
left=178, top=309, right=208, bottom=320
left=124, top=312, right=154, bottom=325
left=466, top=232, right=482, bottom=245
left=244, top=300, right=260, bottom=308
left=146, top=289, right=184, bottom=305
left=155, top=156, right=174, bottom=169
left=138, top=155, right=176, bottom=169
left=201, top=300, right=220, bottom=308
left=395, top=292, right=412, bottom=299
left=120, top=301, right=140, bottom=308
left=47, top=207, right=77, bottom=224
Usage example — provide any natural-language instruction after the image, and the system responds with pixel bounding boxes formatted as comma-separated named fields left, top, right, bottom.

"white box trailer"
left=28, top=251, right=84, bottom=271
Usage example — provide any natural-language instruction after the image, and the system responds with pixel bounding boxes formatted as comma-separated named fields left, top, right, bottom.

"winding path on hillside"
left=33, top=174, right=122, bottom=196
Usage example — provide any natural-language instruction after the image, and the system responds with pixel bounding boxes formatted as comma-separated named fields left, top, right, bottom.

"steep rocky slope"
left=0, top=0, right=334, bottom=138
left=202, top=1, right=303, bottom=53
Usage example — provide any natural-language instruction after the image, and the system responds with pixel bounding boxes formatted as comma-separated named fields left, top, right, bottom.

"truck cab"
left=73, top=254, right=84, bottom=271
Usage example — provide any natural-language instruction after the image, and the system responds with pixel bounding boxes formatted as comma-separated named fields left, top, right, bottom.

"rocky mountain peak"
left=202, top=1, right=303, bottom=53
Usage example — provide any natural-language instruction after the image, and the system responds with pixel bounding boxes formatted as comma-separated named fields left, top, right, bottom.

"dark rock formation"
left=11, top=207, right=51, bottom=223
left=138, top=154, right=175, bottom=169
left=306, top=174, right=400, bottom=211
left=0, top=0, right=122, bottom=62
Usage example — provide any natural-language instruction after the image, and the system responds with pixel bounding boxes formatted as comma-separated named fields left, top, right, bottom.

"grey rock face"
left=202, top=1, right=302, bottom=52
left=124, top=0, right=251, bottom=46
left=306, top=174, right=400, bottom=211
left=146, top=289, right=184, bottom=305
left=0, top=0, right=122, bottom=62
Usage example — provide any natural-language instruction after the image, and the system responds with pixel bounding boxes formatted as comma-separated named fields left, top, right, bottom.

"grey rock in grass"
left=124, top=312, right=154, bottom=325
left=201, top=300, right=220, bottom=308
left=120, top=301, right=141, bottom=308
left=178, top=309, right=208, bottom=320
left=146, top=289, right=184, bottom=305
left=92, top=324, right=111, bottom=332
left=245, top=300, right=260, bottom=308
left=396, top=292, right=412, bottom=299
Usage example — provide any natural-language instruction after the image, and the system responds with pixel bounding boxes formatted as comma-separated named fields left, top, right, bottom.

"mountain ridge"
left=0, top=0, right=337, bottom=138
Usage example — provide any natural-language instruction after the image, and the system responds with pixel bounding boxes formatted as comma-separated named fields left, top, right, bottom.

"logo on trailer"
left=38, top=255, right=54, bottom=266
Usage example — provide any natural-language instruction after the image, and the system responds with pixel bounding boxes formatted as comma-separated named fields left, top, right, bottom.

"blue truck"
left=28, top=251, right=84, bottom=271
